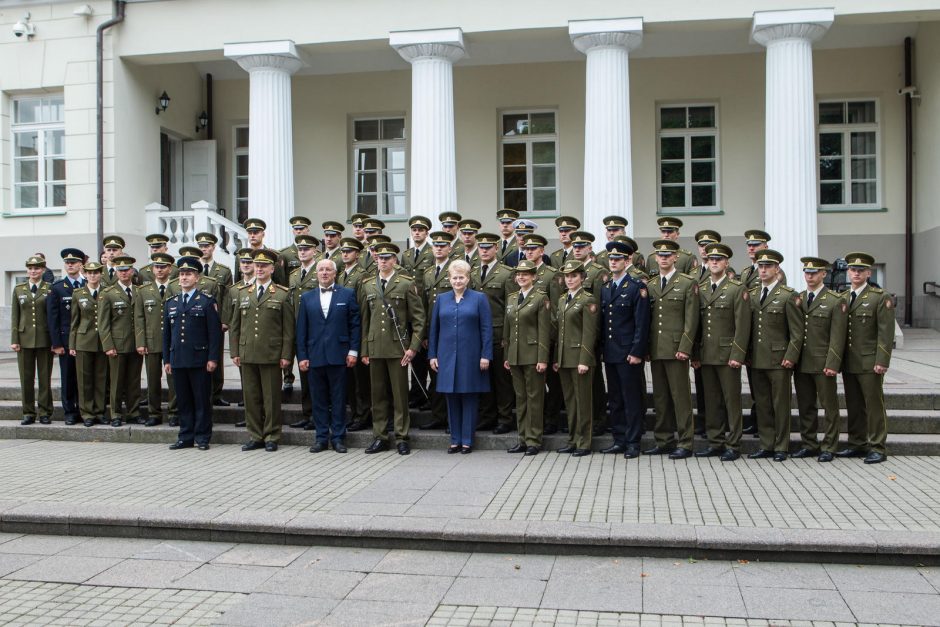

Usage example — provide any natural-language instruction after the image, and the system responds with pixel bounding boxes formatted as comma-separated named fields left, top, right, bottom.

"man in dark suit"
left=297, top=259, right=361, bottom=454
left=163, top=256, right=222, bottom=451
left=47, top=248, right=86, bottom=425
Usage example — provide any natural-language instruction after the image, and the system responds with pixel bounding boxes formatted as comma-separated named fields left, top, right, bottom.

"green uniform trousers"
left=843, top=372, right=888, bottom=455
left=241, top=362, right=283, bottom=443
left=369, top=358, right=410, bottom=443
left=751, top=368, right=792, bottom=453
left=75, top=350, right=107, bottom=420
left=700, top=365, right=743, bottom=451
left=559, top=367, right=593, bottom=450
left=794, top=371, right=841, bottom=453
left=509, top=365, right=545, bottom=448
left=108, top=352, right=142, bottom=420
left=479, top=330, right=514, bottom=428
left=347, top=361, right=371, bottom=424
left=18, top=348, right=54, bottom=418
left=211, top=359, right=225, bottom=403
left=650, top=359, right=694, bottom=450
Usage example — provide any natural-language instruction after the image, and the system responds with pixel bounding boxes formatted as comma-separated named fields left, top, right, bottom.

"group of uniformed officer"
left=10, top=211, right=894, bottom=464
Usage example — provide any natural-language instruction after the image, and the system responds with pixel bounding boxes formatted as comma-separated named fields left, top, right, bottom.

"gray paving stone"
left=328, top=501, right=411, bottom=516
left=776, top=528, right=878, bottom=554
left=552, top=556, right=643, bottom=580
left=695, top=525, right=787, bottom=552
left=362, top=515, right=447, bottom=540
left=875, top=529, right=940, bottom=555
left=824, top=563, right=936, bottom=593
left=740, top=586, right=855, bottom=622
left=641, top=557, right=737, bottom=587
left=215, top=592, right=337, bottom=626
left=258, top=567, right=364, bottom=598
left=0, top=553, right=43, bottom=577
left=526, top=521, right=610, bottom=545
left=842, top=589, right=940, bottom=625
left=459, top=553, right=555, bottom=580
left=132, top=540, right=235, bottom=563
left=416, top=490, right=497, bottom=507
left=58, top=537, right=163, bottom=559
left=5, top=555, right=121, bottom=583
left=212, top=544, right=306, bottom=568
left=284, top=514, right=372, bottom=538
left=732, top=562, right=835, bottom=590
left=347, top=572, right=455, bottom=604
left=319, top=599, right=438, bottom=627
left=0, top=534, right=87, bottom=555
left=608, top=523, right=697, bottom=548
left=287, top=546, right=388, bottom=572
left=642, top=581, right=746, bottom=617
left=920, top=566, right=940, bottom=593
left=0, top=502, right=76, bottom=524
left=373, top=549, right=470, bottom=576
left=442, top=519, right=529, bottom=543
left=541, top=577, right=642, bottom=612
left=171, top=563, right=280, bottom=593
left=443, top=575, right=547, bottom=607
left=84, top=559, right=200, bottom=588
left=406, top=504, right=488, bottom=518
left=0, top=533, right=23, bottom=546
left=345, top=488, right=428, bottom=504
left=139, top=506, right=223, bottom=530
left=67, top=504, right=140, bottom=528
left=210, top=511, right=294, bottom=534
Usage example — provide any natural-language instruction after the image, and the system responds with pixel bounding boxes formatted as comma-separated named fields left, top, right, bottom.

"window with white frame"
left=233, top=125, right=249, bottom=223
left=657, top=104, right=719, bottom=213
left=500, top=110, right=558, bottom=214
left=351, top=117, right=406, bottom=216
left=818, top=100, right=880, bottom=209
left=11, top=95, right=66, bottom=212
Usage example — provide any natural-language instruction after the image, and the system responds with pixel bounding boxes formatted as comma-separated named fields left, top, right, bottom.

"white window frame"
left=656, top=102, right=720, bottom=214
left=232, top=124, right=249, bottom=219
left=9, top=94, right=66, bottom=215
left=816, top=98, right=882, bottom=212
left=349, top=116, right=407, bottom=218
left=498, top=108, right=560, bottom=216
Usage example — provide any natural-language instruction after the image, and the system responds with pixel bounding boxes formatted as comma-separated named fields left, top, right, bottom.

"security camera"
left=12, top=13, right=35, bottom=39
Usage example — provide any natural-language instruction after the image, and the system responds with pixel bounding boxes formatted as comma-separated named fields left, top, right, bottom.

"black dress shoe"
left=742, top=424, right=758, bottom=435
left=419, top=420, right=444, bottom=430
left=542, top=424, right=558, bottom=435
left=817, top=451, right=834, bottom=463
left=309, top=442, right=328, bottom=453
left=110, top=419, right=122, bottom=427
left=694, top=447, right=724, bottom=458
left=332, top=441, right=348, bottom=454
left=289, top=419, right=308, bottom=429
left=669, top=447, right=693, bottom=460
left=234, top=420, right=246, bottom=428
left=460, top=446, right=472, bottom=454
left=748, top=449, right=773, bottom=459
left=83, top=419, right=95, bottom=428
left=557, top=445, right=576, bottom=454
left=447, top=445, right=461, bottom=454
left=145, top=418, right=162, bottom=427
left=863, top=451, right=887, bottom=464
left=213, top=398, right=231, bottom=407
left=303, top=422, right=316, bottom=431
left=237, top=401, right=245, bottom=407
left=65, top=417, right=76, bottom=426
left=720, top=449, right=741, bottom=462
left=493, top=424, right=513, bottom=435
left=168, top=418, right=180, bottom=427
left=601, top=444, right=625, bottom=454
left=136, top=416, right=147, bottom=425
left=265, top=442, right=278, bottom=452
left=347, top=420, right=368, bottom=432
left=365, top=439, right=389, bottom=454
left=397, top=442, right=411, bottom=455
left=835, top=448, right=867, bottom=458
left=507, top=443, right=527, bottom=454
left=139, top=398, right=148, bottom=406
left=20, top=416, right=35, bottom=425
left=524, top=446, right=539, bottom=456
left=624, top=447, right=640, bottom=459
left=791, top=447, right=818, bottom=459
left=241, top=440, right=265, bottom=451
left=39, top=416, right=51, bottom=425
left=571, top=449, right=591, bottom=457
left=197, top=442, right=210, bottom=451
left=643, top=445, right=676, bottom=455
left=282, top=382, right=293, bottom=392
left=169, top=440, right=193, bottom=450
left=773, top=452, right=788, bottom=462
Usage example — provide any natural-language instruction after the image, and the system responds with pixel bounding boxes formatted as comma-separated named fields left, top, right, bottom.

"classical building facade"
left=2, top=0, right=939, bottom=326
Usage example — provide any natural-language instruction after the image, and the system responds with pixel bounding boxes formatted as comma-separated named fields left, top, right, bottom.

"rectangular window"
left=499, top=110, right=558, bottom=214
left=657, top=104, right=719, bottom=213
left=232, top=125, right=249, bottom=223
left=351, top=117, right=407, bottom=216
left=11, top=95, right=66, bottom=212
left=818, top=99, right=880, bottom=210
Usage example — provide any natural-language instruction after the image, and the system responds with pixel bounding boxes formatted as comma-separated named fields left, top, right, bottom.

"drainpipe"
left=903, top=37, right=914, bottom=326
left=96, top=0, right=127, bottom=251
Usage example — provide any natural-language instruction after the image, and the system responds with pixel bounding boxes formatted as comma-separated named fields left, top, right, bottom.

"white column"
left=752, top=9, right=833, bottom=285
left=390, top=28, right=465, bottom=225
left=224, top=40, right=303, bottom=249
left=570, top=18, right=642, bottom=236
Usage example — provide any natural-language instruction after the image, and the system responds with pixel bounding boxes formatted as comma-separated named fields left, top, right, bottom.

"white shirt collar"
left=762, top=280, right=779, bottom=293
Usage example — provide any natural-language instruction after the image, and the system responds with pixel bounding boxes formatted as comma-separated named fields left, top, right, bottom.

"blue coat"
left=600, top=275, right=650, bottom=363
left=162, top=291, right=223, bottom=368
left=296, top=285, right=361, bottom=368
left=47, top=277, right=83, bottom=348
left=428, top=289, right=493, bottom=394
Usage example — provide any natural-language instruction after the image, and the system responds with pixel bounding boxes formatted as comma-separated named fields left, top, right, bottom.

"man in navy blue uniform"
left=600, top=239, right=651, bottom=459
left=297, top=259, right=361, bottom=453
left=47, top=248, right=86, bottom=425
left=163, top=256, right=222, bottom=450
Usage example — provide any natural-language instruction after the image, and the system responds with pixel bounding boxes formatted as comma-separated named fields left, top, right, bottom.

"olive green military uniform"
left=423, top=261, right=454, bottom=426
left=70, top=285, right=107, bottom=422
left=749, top=283, right=804, bottom=453
left=843, top=285, right=894, bottom=456
left=473, top=261, right=516, bottom=429
left=289, top=262, right=320, bottom=417
left=339, top=263, right=371, bottom=426
left=359, top=272, right=425, bottom=444
left=595, top=250, right=646, bottom=273
left=694, top=276, right=750, bottom=451
left=582, top=261, right=611, bottom=429
left=134, top=281, right=173, bottom=420
left=550, top=247, right=575, bottom=269
left=447, top=240, right=467, bottom=262
left=203, top=261, right=234, bottom=405
left=648, top=272, right=700, bottom=450
left=741, top=265, right=787, bottom=290
left=505, top=288, right=552, bottom=448
left=497, top=238, right=518, bottom=264
left=229, top=282, right=295, bottom=444
left=101, top=266, right=119, bottom=287
left=11, top=281, right=54, bottom=419
left=98, top=283, right=143, bottom=422
left=795, top=287, right=847, bottom=453
left=647, top=249, right=698, bottom=276
left=138, top=263, right=179, bottom=284
left=522, top=263, right=563, bottom=430
left=556, top=288, right=598, bottom=451
left=401, top=243, right=434, bottom=291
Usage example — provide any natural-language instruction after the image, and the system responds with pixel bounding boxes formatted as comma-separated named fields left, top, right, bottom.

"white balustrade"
left=144, top=200, right=248, bottom=268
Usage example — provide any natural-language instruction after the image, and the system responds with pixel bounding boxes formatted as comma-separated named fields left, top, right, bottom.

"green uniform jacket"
left=98, top=283, right=138, bottom=354
left=11, top=281, right=52, bottom=348
left=138, top=264, right=179, bottom=285
left=583, top=261, right=610, bottom=296
left=472, top=262, right=514, bottom=331
left=748, top=283, right=803, bottom=369
left=223, top=280, right=254, bottom=326
left=497, top=238, right=518, bottom=264
left=205, top=261, right=234, bottom=290
left=596, top=250, right=646, bottom=273
left=555, top=289, right=598, bottom=368
left=423, top=260, right=453, bottom=319
left=166, top=275, right=221, bottom=302
left=694, top=276, right=750, bottom=365
left=648, top=272, right=699, bottom=360
left=289, top=263, right=319, bottom=315
left=448, top=241, right=467, bottom=262
left=511, top=264, right=563, bottom=309
left=401, top=243, right=434, bottom=291
left=69, top=286, right=102, bottom=352
left=647, top=249, right=698, bottom=277
left=550, top=247, right=575, bottom=269
left=230, top=283, right=295, bottom=363
left=359, top=273, right=425, bottom=359
left=797, top=287, right=847, bottom=374
left=133, top=282, right=170, bottom=352
left=741, top=264, right=788, bottom=290
left=505, top=289, right=551, bottom=366
left=339, top=264, right=366, bottom=292
left=844, top=285, right=894, bottom=373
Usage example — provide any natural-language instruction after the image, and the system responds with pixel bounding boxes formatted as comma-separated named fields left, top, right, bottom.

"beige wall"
left=915, top=22, right=940, bottom=234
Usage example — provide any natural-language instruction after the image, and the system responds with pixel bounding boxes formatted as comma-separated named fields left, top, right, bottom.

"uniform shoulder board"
left=141, top=281, right=153, bottom=287
left=679, top=272, right=697, bottom=282
left=778, top=285, right=795, bottom=294
left=235, top=283, right=250, bottom=291
left=749, top=285, right=761, bottom=294
left=679, top=248, right=693, bottom=256
left=168, top=278, right=180, bottom=286
left=203, top=275, right=219, bottom=284
left=101, top=284, right=116, bottom=293
left=869, top=286, right=884, bottom=294
left=274, top=284, right=290, bottom=292
left=728, top=278, right=742, bottom=286
left=277, top=245, right=293, bottom=254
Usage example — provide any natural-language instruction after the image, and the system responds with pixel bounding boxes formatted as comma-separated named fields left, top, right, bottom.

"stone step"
left=1, top=420, right=938, bottom=455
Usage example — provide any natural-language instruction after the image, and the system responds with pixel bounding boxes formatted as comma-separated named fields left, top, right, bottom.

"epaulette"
left=202, top=275, right=219, bottom=284
left=274, top=284, right=290, bottom=292
left=141, top=281, right=153, bottom=287
left=277, top=245, right=294, bottom=254
left=869, top=286, right=884, bottom=294
left=236, top=283, right=253, bottom=291
left=728, top=278, right=743, bottom=286
left=679, top=272, right=697, bottom=281
left=679, top=248, right=693, bottom=256
left=168, top=278, right=180, bottom=285
left=778, top=285, right=795, bottom=293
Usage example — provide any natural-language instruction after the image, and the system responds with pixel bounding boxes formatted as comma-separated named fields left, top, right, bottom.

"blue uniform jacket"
left=600, top=274, right=650, bottom=363
left=162, top=290, right=222, bottom=368
left=47, top=277, right=83, bottom=348
left=296, top=285, right=361, bottom=368
left=428, top=289, right=493, bottom=394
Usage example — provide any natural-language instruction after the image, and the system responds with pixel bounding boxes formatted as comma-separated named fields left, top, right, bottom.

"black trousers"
left=606, top=361, right=645, bottom=446
left=57, top=350, right=79, bottom=420
left=174, top=366, right=213, bottom=445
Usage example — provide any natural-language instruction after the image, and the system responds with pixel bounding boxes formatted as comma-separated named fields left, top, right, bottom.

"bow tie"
left=320, top=287, right=332, bottom=293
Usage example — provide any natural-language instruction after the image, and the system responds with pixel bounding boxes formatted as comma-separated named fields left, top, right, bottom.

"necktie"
left=502, top=240, right=508, bottom=255
left=562, top=250, right=568, bottom=263
left=92, top=290, right=98, bottom=300
left=807, top=292, right=815, bottom=307
left=466, top=254, right=471, bottom=264
left=71, top=280, right=78, bottom=289
left=760, top=287, right=768, bottom=305
left=125, top=287, right=132, bottom=299
left=518, top=292, right=524, bottom=306
left=566, top=293, right=573, bottom=305
left=850, top=291, right=857, bottom=307
left=519, top=250, right=525, bottom=262
left=481, top=264, right=488, bottom=282
left=257, top=286, right=264, bottom=301
left=109, top=268, right=114, bottom=280
left=711, top=283, right=717, bottom=293
left=661, top=277, right=667, bottom=291
left=159, top=284, right=165, bottom=300
left=413, top=247, right=419, bottom=262
left=381, top=278, right=387, bottom=293
left=204, top=263, right=210, bottom=274
left=31, top=284, right=37, bottom=295
left=183, top=293, right=189, bottom=306
left=435, top=266, right=441, bottom=280
left=300, top=269, right=307, bottom=282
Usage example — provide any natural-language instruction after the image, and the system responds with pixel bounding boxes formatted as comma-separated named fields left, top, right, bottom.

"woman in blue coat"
left=429, top=260, right=493, bottom=453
